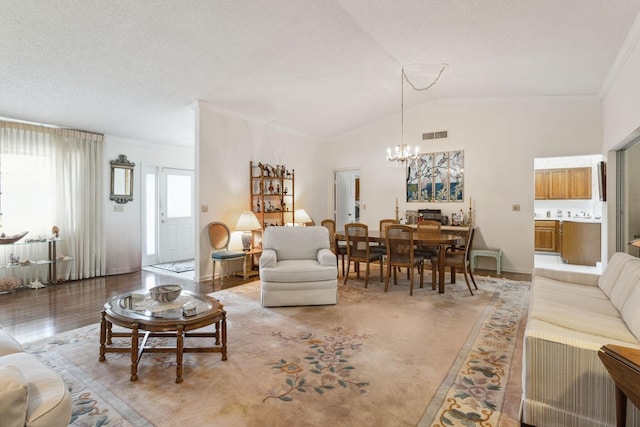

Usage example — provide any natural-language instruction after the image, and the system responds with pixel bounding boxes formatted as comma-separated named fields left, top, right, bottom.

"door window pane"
left=166, top=175, right=192, bottom=218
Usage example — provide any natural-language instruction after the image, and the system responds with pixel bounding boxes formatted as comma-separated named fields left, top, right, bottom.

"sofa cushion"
left=598, top=252, right=637, bottom=296
left=529, top=300, right=638, bottom=343
left=608, top=258, right=640, bottom=311
left=262, top=226, right=330, bottom=261
left=0, top=365, right=29, bottom=427
left=0, top=327, right=24, bottom=356
left=622, top=278, right=640, bottom=341
left=261, top=260, right=337, bottom=283
left=0, top=352, right=72, bottom=427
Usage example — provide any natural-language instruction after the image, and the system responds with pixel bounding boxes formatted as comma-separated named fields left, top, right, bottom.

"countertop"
left=534, top=217, right=601, bottom=224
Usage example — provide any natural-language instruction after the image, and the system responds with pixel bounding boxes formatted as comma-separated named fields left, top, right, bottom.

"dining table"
left=335, top=229, right=461, bottom=294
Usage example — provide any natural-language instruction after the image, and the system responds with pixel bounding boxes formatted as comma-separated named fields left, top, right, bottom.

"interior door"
left=158, top=168, right=195, bottom=263
left=335, top=170, right=359, bottom=231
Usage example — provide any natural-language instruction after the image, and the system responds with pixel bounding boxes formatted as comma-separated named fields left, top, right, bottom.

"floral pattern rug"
left=419, top=278, right=529, bottom=427
left=22, top=275, right=529, bottom=427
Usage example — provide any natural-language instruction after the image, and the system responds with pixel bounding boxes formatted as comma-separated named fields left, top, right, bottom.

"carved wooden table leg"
left=176, top=325, right=184, bottom=383
left=130, top=323, right=139, bottom=381
left=107, top=320, right=113, bottom=345
left=221, top=311, right=227, bottom=361
left=99, top=311, right=107, bottom=362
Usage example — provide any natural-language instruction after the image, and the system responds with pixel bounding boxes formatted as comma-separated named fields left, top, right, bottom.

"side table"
left=234, top=248, right=261, bottom=280
left=598, top=344, right=640, bottom=427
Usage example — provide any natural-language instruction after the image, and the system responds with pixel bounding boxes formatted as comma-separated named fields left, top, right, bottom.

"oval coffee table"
left=99, top=289, right=227, bottom=383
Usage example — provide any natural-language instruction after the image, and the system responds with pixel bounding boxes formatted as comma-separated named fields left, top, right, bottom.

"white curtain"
left=0, top=120, right=106, bottom=282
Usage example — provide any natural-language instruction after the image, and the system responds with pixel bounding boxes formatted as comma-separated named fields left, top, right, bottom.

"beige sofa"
left=259, top=226, right=338, bottom=307
left=522, top=252, right=640, bottom=426
left=0, top=326, right=72, bottom=427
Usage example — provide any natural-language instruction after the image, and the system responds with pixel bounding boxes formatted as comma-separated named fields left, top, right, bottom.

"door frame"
left=141, top=164, right=195, bottom=266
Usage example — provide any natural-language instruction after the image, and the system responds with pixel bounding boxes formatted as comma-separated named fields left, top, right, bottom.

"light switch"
left=201, top=205, right=209, bottom=213
left=114, top=205, right=124, bottom=212
left=512, top=204, right=521, bottom=211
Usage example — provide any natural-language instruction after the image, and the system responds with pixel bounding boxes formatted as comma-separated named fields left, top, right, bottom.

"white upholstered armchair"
left=259, top=226, right=338, bottom=307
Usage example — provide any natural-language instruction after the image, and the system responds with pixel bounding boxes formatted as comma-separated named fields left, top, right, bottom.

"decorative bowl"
left=149, top=285, right=182, bottom=303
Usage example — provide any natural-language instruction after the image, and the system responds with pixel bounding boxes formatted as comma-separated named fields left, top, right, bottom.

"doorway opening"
left=141, top=165, right=195, bottom=268
left=334, top=169, right=360, bottom=231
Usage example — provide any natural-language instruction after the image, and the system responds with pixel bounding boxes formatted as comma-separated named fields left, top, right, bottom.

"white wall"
left=326, top=99, right=602, bottom=274
left=602, top=19, right=640, bottom=258
left=195, top=102, right=327, bottom=281
left=105, top=136, right=194, bottom=275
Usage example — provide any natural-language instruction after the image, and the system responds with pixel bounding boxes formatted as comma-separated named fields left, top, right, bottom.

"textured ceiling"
left=1, top=0, right=639, bottom=146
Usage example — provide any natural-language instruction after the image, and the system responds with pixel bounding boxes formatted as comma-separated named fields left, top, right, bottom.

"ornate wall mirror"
left=110, top=154, right=135, bottom=204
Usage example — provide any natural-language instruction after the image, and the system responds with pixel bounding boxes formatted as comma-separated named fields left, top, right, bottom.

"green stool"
left=470, top=248, right=502, bottom=274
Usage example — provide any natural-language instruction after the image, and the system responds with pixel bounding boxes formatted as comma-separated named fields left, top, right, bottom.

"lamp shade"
left=629, top=239, right=640, bottom=248
left=294, top=209, right=312, bottom=225
left=236, top=211, right=261, bottom=231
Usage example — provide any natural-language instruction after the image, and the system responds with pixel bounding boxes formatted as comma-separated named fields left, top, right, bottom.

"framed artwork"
left=406, top=150, right=464, bottom=202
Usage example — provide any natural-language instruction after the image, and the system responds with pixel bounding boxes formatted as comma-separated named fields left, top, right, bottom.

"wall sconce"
left=236, top=211, right=261, bottom=251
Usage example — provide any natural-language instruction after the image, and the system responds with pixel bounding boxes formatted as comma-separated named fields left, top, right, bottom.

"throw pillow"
left=0, top=365, right=29, bottom=427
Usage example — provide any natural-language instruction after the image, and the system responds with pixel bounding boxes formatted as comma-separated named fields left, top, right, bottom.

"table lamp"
left=294, top=209, right=312, bottom=226
left=236, top=211, right=261, bottom=251
left=629, top=239, right=640, bottom=257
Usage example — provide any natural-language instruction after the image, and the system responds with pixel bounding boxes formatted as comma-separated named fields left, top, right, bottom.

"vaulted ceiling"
left=1, top=1, right=639, bottom=146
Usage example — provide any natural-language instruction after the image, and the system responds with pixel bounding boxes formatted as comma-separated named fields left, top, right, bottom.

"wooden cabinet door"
left=561, top=221, right=601, bottom=265
left=547, top=169, right=568, bottom=199
left=569, top=167, right=592, bottom=199
left=535, top=221, right=557, bottom=252
left=535, top=171, right=548, bottom=200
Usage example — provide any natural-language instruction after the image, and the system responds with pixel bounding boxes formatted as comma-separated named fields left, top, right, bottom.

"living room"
left=3, top=2, right=640, bottom=426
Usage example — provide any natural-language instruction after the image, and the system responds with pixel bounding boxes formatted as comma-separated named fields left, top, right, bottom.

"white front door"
left=142, top=165, right=196, bottom=266
left=158, top=168, right=195, bottom=263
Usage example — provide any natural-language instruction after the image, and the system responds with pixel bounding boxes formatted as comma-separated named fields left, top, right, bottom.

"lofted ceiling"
left=1, top=0, right=639, bottom=146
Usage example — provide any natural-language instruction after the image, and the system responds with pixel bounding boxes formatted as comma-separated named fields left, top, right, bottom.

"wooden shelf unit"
left=250, top=161, right=295, bottom=229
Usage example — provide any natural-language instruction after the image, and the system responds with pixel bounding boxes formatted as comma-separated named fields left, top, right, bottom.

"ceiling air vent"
left=422, top=131, right=448, bottom=140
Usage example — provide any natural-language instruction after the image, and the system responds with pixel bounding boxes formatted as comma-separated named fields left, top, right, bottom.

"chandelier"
left=386, top=65, right=446, bottom=167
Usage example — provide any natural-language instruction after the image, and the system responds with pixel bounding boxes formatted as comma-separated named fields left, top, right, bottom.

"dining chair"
left=344, top=223, right=383, bottom=287
left=443, top=227, right=477, bottom=295
left=208, top=222, right=246, bottom=285
left=384, top=225, right=425, bottom=296
left=415, top=220, right=441, bottom=286
left=372, top=218, right=399, bottom=263
left=321, top=219, right=346, bottom=276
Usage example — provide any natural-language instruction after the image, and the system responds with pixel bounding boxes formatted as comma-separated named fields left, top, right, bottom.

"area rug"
left=23, top=275, right=529, bottom=427
left=149, top=260, right=194, bottom=273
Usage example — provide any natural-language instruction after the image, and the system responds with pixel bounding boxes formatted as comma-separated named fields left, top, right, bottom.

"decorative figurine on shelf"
left=267, top=201, right=274, bottom=212
left=256, top=200, right=261, bottom=213
left=52, top=225, right=59, bottom=239
left=281, top=165, right=286, bottom=177
left=276, top=183, right=280, bottom=194
left=283, top=186, right=288, bottom=195
left=281, top=200, right=286, bottom=212
left=268, top=181, right=274, bottom=194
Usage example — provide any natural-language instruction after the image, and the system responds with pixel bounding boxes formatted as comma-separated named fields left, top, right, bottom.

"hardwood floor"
left=0, top=267, right=530, bottom=344
left=0, top=270, right=254, bottom=343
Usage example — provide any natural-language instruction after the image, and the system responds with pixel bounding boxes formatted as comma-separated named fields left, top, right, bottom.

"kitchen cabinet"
left=561, top=221, right=601, bottom=266
left=547, top=169, right=569, bottom=199
left=568, top=167, right=592, bottom=199
left=535, top=167, right=592, bottom=200
left=534, top=171, right=548, bottom=200
left=534, top=220, right=560, bottom=252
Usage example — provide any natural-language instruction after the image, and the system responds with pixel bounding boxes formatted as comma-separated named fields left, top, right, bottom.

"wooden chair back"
left=344, top=223, right=371, bottom=261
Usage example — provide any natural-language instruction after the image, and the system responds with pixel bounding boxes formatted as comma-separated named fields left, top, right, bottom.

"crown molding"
left=599, top=12, right=640, bottom=97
